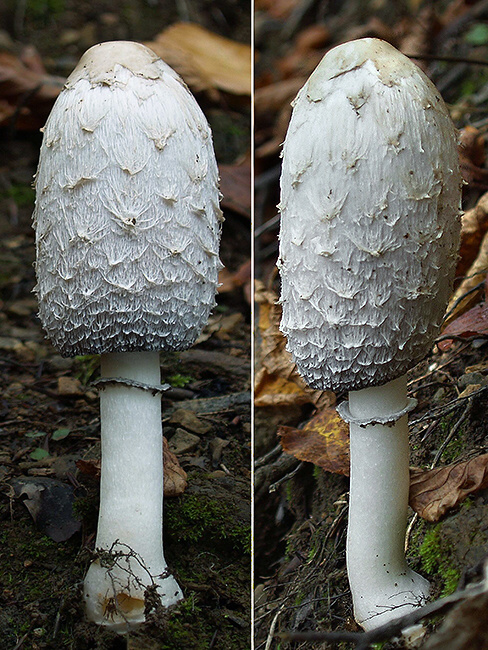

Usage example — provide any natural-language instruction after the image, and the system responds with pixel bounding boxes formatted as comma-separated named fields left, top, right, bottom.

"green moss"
left=167, top=373, right=193, bottom=388
left=284, top=480, right=294, bottom=504
left=307, top=528, right=322, bottom=562
left=1, top=185, right=35, bottom=207
left=312, top=464, right=323, bottom=480
left=461, top=496, right=474, bottom=511
left=158, top=594, right=247, bottom=650
left=165, top=494, right=250, bottom=555
left=284, top=537, right=294, bottom=561
left=418, top=524, right=460, bottom=597
left=440, top=433, right=466, bottom=464
left=27, top=0, right=65, bottom=19
left=73, top=354, right=100, bottom=385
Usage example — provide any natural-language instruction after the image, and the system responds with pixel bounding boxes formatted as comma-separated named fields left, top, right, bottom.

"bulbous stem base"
left=84, top=551, right=182, bottom=631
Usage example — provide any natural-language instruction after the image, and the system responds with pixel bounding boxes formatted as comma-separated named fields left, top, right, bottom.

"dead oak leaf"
left=457, top=190, right=488, bottom=278
left=444, top=236, right=488, bottom=328
left=254, top=281, right=332, bottom=408
left=409, top=454, right=488, bottom=522
left=163, top=437, right=187, bottom=497
left=76, top=458, right=101, bottom=478
left=423, top=590, right=488, bottom=650
left=438, top=275, right=488, bottom=351
left=146, top=23, right=251, bottom=96
left=0, top=49, right=64, bottom=129
left=76, top=439, right=187, bottom=497
left=220, top=163, right=251, bottom=219
left=278, top=407, right=350, bottom=475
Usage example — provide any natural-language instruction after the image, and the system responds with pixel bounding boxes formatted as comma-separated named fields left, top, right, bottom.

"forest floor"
left=255, top=1, right=488, bottom=649
left=0, top=2, right=251, bottom=649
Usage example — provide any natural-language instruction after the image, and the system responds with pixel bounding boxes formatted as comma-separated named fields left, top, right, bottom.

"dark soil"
left=0, top=2, right=251, bottom=649
left=254, top=1, right=488, bottom=649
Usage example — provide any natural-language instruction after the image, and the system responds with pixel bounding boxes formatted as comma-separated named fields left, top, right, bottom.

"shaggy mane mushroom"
left=33, top=41, right=223, bottom=631
left=278, top=38, right=462, bottom=630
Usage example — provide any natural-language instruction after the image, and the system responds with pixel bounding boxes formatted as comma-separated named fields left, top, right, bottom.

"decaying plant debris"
left=0, top=2, right=251, bottom=648
left=255, top=1, right=488, bottom=648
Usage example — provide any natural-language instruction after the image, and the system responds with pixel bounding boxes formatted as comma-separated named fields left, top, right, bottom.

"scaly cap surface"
left=34, top=41, right=223, bottom=356
left=278, top=38, right=461, bottom=391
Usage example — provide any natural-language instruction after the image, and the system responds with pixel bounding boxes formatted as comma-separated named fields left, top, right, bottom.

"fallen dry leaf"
left=399, top=5, right=439, bottom=68
left=276, top=25, right=329, bottom=79
left=438, top=303, right=488, bottom=351
left=196, top=310, right=245, bottom=343
left=256, top=0, right=303, bottom=20
left=254, top=369, right=312, bottom=407
left=457, top=191, right=488, bottom=278
left=76, top=458, right=101, bottom=478
left=423, top=590, right=488, bottom=650
left=439, top=276, right=488, bottom=350
left=0, top=49, right=64, bottom=129
left=409, top=453, right=488, bottom=522
left=146, top=23, right=251, bottom=96
left=254, top=281, right=332, bottom=408
left=459, top=125, right=486, bottom=169
left=294, top=24, right=331, bottom=51
left=444, top=231, right=488, bottom=327
left=57, top=375, right=83, bottom=396
left=76, top=439, right=187, bottom=497
left=254, top=77, right=304, bottom=121
left=218, top=259, right=251, bottom=297
left=279, top=407, right=350, bottom=475
left=459, top=125, right=488, bottom=191
left=163, top=437, right=188, bottom=497
left=12, top=477, right=81, bottom=542
left=220, top=163, right=251, bottom=218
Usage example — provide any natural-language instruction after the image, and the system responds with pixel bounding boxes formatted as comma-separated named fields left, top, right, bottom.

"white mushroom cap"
left=34, top=41, right=223, bottom=357
left=278, top=38, right=461, bottom=392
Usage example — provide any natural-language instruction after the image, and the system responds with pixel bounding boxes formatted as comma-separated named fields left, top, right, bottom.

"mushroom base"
left=350, top=568, right=430, bottom=632
left=345, top=376, right=430, bottom=631
left=84, top=555, right=182, bottom=632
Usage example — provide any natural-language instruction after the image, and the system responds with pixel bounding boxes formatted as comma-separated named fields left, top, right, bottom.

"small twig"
left=13, top=629, right=31, bottom=650
left=208, top=629, right=218, bottom=648
left=255, top=214, right=280, bottom=238
left=443, top=277, right=487, bottom=321
left=410, top=385, right=488, bottom=426
left=405, top=513, right=419, bottom=554
left=255, top=452, right=299, bottom=495
left=265, top=603, right=287, bottom=650
left=408, top=342, right=471, bottom=386
left=430, top=398, right=473, bottom=468
left=277, top=580, right=487, bottom=649
left=269, top=462, right=303, bottom=493
left=436, top=334, right=488, bottom=345
left=255, top=443, right=283, bottom=469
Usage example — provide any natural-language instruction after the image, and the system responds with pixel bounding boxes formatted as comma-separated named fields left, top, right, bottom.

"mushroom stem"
left=83, top=350, right=182, bottom=631
left=345, top=375, right=430, bottom=630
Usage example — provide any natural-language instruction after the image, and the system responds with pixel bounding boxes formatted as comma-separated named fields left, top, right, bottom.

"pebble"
left=209, top=437, right=230, bottom=467
left=458, top=384, right=482, bottom=399
left=208, top=470, right=227, bottom=479
left=57, top=376, right=83, bottom=396
left=169, top=408, right=212, bottom=435
left=168, top=429, right=200, bottom=454
left=458, top=372, right=487, bottom=388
